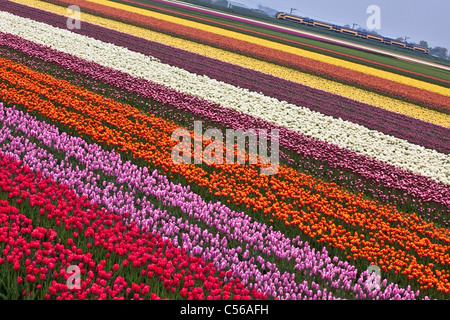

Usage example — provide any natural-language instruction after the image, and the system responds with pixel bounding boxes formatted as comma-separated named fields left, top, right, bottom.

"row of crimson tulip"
left=0, top=152, right=266, bottom=300
left=0, top=34, right=446, bottom=221
left=15, top=0, right=450, bottom=113
left=0, top=103, right=423, bottom=299
left=1, top=57, right=450, bottom=295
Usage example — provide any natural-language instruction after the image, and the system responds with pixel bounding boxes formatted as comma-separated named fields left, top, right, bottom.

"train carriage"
left=275, top=12, right=430, bottom=54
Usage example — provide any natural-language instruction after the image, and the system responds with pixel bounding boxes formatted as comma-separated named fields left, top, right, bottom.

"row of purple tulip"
left=0, top=103, right=421, bottom=300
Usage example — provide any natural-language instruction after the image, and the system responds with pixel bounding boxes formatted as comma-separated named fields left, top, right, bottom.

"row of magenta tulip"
left=1, top=56, right=449, bottom=295
left=0, top=103, right=423, bottom=299
left=0, top=32, right=447, bottom=224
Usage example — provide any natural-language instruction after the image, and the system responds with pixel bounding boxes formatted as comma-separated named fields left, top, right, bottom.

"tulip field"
left=0, top=0, right=449, bottom=301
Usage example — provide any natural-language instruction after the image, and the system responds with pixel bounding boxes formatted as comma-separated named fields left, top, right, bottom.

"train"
left=276, top=12, right=430, bottom=54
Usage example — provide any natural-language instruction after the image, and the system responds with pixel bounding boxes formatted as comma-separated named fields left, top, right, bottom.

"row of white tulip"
left=0, top=11, right=448, bottom=185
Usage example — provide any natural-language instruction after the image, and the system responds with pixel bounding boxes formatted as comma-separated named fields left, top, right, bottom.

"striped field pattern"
left=0, top=0, right=448, bottom=301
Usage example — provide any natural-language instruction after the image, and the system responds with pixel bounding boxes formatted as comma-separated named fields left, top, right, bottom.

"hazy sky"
left=236, top=0, right=450, bottom=49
